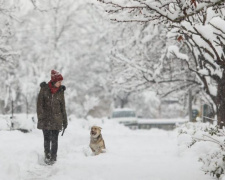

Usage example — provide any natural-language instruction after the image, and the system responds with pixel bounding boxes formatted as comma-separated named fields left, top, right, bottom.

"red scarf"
left=48, top=81, right=59, bottom=94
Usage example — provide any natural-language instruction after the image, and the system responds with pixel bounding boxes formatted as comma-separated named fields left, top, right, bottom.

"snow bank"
left=138, top=118, right=188, bottom=124
left=178, top=122, right=225, bottom=179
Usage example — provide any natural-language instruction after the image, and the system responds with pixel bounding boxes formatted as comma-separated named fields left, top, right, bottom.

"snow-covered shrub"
left=0, top=114, right=36, bottom=132
left=178, top=122, right=225, bottom=179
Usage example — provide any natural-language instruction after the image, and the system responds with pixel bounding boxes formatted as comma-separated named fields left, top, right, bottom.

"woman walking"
left=37, top=70, right=67, bottom=164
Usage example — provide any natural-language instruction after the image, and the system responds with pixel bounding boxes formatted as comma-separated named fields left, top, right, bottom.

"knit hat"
left=51, top=70, right=63, bottom=82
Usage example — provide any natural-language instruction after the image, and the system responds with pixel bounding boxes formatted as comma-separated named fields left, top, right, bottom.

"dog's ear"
left=98, top=127, right=102, bottom=130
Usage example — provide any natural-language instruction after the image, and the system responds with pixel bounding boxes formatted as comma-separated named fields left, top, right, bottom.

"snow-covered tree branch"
left=97, top=0, right=225, bottom=127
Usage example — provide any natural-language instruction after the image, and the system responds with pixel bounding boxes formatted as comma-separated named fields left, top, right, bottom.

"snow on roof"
left=112, top=108, right=135, bottom=112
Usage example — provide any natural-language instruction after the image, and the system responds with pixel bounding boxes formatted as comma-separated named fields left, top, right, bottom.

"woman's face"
left=54, top=81, right=62, bottom=88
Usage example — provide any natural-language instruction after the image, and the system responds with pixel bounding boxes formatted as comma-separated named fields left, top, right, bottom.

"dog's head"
left=90, top=126, right=102, bottom=138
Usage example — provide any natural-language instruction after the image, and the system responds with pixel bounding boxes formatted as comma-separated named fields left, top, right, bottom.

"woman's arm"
left=61, top=92, right=68, bottom=128
left=37, top=88, right=44, bottom=120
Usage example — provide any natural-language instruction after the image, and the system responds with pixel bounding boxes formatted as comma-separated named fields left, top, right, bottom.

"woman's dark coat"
left=37, top=82, right=67, bottom=130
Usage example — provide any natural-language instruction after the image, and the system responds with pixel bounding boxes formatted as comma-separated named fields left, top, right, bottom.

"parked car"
left=111, top=108, right=138, bottom=128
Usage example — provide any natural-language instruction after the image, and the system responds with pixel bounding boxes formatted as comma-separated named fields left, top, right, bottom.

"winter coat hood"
left=40, top=81, right=66, bottom=91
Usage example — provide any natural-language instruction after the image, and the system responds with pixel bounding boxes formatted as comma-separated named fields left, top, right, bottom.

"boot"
left=50, top=154, right=57, bottom=162
left=44, top=152, right=51, bottom=164
left=45, top=152, right=51, bottom=160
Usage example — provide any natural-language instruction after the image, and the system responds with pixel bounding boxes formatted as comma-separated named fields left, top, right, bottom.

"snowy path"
left=0, top=118, right=212, bottom=180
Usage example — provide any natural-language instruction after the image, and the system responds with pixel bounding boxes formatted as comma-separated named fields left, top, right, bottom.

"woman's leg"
left=42, top=130, right=51, bottom=159
left=51, top=130, right=59, bottom=161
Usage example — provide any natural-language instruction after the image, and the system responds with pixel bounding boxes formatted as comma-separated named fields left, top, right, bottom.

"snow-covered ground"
left=0, top=116, right=212, bottom=180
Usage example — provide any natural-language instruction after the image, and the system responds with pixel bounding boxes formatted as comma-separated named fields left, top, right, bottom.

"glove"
left=63, top=123, right=67, bottom=130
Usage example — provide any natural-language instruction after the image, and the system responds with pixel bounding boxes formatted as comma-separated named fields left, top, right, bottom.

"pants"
left=42, top=130, right=59, bottom=156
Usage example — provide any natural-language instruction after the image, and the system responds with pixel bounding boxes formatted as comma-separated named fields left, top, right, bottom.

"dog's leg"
left=90, top=147, right=95, bottom=153
left=100, top=149, right=106, bottom=153
left=95, top=151, right=100, bottom=155
left=94, top=147, right=101, bottom=155
left=89, top=144, right=95, bottom=153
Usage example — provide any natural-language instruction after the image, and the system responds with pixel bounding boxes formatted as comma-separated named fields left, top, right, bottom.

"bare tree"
left=0, top=0, right=19, bottom=113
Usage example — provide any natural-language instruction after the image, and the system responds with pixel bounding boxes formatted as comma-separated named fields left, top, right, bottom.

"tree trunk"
left=120, top=99, right=127, bottom=108
left=26, top=97, right=29, bottom=119
left=217, top=74, right=225, bottom=128
left=189, top=89, right=193, bottom=122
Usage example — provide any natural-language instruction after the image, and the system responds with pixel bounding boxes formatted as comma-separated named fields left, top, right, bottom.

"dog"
left=89, top=126, right=106, bottom=155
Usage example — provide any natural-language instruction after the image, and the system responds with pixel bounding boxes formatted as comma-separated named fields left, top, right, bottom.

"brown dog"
left=89, top=126, right=106, bottom=155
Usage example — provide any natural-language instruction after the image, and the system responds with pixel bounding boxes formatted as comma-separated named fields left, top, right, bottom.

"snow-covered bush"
left=0, top=114, right=36, bottom=132
left=178, top=122, right=225, bottom=179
